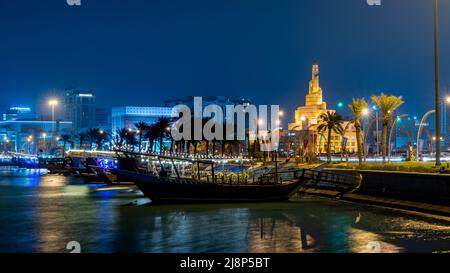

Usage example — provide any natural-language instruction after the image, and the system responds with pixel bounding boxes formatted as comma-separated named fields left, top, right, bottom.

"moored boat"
left=116, top=168, right=305, bottom=203
left=115, top=152, right=362, bottom=204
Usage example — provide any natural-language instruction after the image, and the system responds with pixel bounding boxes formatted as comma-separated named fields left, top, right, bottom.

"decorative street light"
left=433, top=0, right=441, bottom=166
left=388, top=114, right=408, bottom=162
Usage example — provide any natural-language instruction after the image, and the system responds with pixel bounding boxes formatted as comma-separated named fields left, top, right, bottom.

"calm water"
left=0, top=173, right=449, bottom=253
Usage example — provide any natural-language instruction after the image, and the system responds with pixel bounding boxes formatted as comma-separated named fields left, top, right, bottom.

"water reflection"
left=115, top=199, right=450, bottom=253
left=0, top=175, right=449, bottom=253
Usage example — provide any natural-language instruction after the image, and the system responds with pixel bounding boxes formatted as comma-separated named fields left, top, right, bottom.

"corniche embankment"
left=309, top=169, right=450, bottom=217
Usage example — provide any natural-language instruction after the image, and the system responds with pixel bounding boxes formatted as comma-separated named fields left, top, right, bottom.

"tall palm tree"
left=371, top=93, right=404, bottom=162
left=144, top=124, right=159, bottom=153
left=134, top=121, right=148, bottom=152
left=154, top=117, right=171, bottom=154
left=60, top=134, right=71, bottom=156
left=94, top=131, right=108, bottom=151
left=124, top=131, right=137, bottom=151
left=339, top=122, right=352, bottom=162
left=77, top=132, right=88, bottom=150
left=317, top=111, right=344, bottom=163
left=348, top=98, right=368, bottom=165
left=112, top=128, right=127, bottom=150
left=86, top=128, right=99, bottom=150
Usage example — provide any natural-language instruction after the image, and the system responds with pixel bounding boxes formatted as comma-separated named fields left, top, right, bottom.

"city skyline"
left=1, top=0, right=450, bottom=119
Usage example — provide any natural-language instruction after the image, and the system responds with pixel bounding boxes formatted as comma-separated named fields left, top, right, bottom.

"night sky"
left=1, top=0, right=450, bottom=120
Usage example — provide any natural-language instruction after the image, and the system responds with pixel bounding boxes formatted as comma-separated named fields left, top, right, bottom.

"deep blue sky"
left=1, top=0, right=449, bottom=119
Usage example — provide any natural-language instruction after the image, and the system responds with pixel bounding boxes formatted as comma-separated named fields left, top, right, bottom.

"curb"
left=301, top=188, right=450, bottom=219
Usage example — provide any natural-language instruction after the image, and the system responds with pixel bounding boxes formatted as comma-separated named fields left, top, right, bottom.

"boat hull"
left=117, top=170, right=305, bottom=204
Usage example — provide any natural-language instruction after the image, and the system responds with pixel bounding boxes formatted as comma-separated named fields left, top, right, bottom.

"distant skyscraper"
left=63, top=88, right=96, bottom=133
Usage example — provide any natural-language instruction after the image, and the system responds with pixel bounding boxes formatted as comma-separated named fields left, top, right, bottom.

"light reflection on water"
left=0, top=174, right=449, bottom=253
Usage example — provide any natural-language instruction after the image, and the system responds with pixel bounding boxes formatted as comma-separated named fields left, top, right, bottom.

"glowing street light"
left=48, top=99, right=58, bottom=148
left=337, top=102, right=344, bottom=108
left=279, top=110, right=284, bottom=117
left=258, top=119, right=264, bottom=126
left=362, top=108, right=370, bottom=116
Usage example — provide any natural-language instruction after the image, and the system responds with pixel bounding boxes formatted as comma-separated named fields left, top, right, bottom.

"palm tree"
left=317, top=111, right=344, bottom=163
left=154, top=117, right=171, bottom=154
left=60, top=134, right=71, bottom=156
left=112, top=128, right=127, bottom=150
left=339, top=122, right=352, bottom=162
left=146, top=124, right=160, bottom=153
left=77, top=132, right=88, bottom=150
left=86, top=128, right=99, bottom=150
left=124, top=131, right=137, bottom=151
left=371, top=93, right=404, bottom=162
left=348, top=98, right=368, bottom=165
left=134, top=121, right=148, bottom=152
left=94, top=131, right=108, bottom=150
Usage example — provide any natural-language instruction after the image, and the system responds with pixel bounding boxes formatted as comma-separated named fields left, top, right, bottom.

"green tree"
left=134, top=121, right=148, bottom=152
left=348, top=98, right=368, bottom=165
left=112, top=128, right=127, bottom=150
left=77, top=132, right=88, bottom=150
left=94, top=130, right=108, bottom=150
left=86, top=128, right=99, bottom=150
left=144, top=124, right=159, bottom=153
left=154, top=117, right=172, bottom=154
left=60, top=134, right=71, bottom=156
left=371, top=93, right=404, bottom=162
left=317, top=111, right=344, bottom=163
left=124, top=130, right=137, bottom=151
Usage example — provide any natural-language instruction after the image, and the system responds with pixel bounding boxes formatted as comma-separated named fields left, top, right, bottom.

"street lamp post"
left=42, top=133, right=47, bottom=154
left=48, top=99, right=58, bottom=149
left=434, top=0, right=441, bottom=166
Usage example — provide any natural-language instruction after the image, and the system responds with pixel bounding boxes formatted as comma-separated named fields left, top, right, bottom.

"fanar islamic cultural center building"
left=287, top=64, right=357, bottom=155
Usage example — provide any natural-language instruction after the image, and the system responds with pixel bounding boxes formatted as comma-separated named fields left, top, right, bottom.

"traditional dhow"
left=114, top=152, right=362, bottom=204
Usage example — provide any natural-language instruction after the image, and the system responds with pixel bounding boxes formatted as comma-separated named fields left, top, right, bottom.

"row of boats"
left=72, top=150, right=363, bottom=204
left=4, top=150, right=363, bottom=204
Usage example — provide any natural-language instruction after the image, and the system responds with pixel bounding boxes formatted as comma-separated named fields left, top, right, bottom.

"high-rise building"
left=96, top=107, right=111, bottom=130
left=111, top=106, right=175, bottom=133
left=63, top=88, right=96, bottom=133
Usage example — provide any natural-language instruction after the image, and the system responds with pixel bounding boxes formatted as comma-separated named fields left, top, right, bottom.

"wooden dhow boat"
left=115, top=152, right=362, bottom=204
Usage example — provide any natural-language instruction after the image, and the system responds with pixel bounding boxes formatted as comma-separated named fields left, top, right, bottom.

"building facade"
left=0, top=120, right=73, bottom=154
left=64, top=88, right=96, bottom=133
left=111, top=106, right=175, bottom=133
left=96, top=107, right=112, bottom=130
